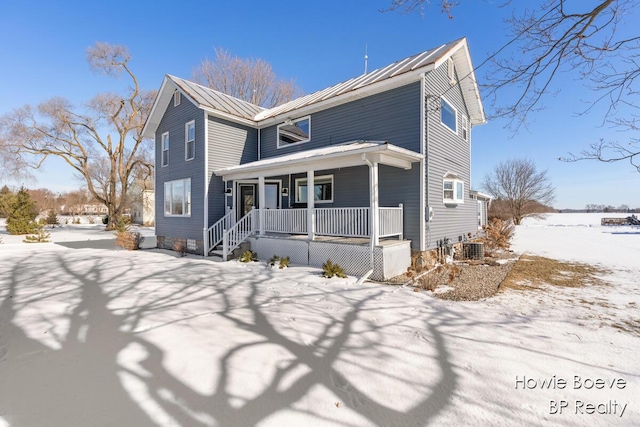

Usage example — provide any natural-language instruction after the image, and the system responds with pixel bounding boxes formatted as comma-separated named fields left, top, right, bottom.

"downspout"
left=357, top=155, right=375, bottom=284
left=203, top=111, right=209, bottom=256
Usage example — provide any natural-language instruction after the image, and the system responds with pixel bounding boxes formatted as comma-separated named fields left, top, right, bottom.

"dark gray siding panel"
left=155, top=97, right=205, bottom=242
left=207, top=116, right=258, bottom=225
left=260, top=82, right=422, bottom=159
left=424, top=63, right=477, bottom=248
left=379, top=165, right=421, bottom=250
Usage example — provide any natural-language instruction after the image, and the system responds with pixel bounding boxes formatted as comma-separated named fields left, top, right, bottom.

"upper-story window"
left=185, top=120, right=195, bottom=160
left=277, top=116, right=311, bottom=148
left=461, top=115, right=469, bottom=141
left=174, top=91, right=181, bottom=107
left=441, top=98, right=457, bottom=134
left=161, top=132, right=169, bottom=167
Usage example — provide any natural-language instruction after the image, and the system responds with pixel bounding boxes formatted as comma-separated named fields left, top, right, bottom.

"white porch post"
left=258, top=176, right=265, bottom=236
left=370, top=161, right=379, bottom=246
left=307, top=170, right=315, bottom=240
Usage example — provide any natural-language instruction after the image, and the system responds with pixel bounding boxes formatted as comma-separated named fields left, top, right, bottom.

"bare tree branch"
left=0, top=42, right=156, bottom=228
left=483, top=158, right=556, bottom=225
left=192, top=47, right=303, bottom=108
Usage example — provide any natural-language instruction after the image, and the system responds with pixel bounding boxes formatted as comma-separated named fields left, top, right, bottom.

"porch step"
left=209, top=249, right=224, bottom=257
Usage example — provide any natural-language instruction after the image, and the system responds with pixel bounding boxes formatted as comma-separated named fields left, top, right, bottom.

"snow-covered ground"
left=0, top=213, right=638, bottom=426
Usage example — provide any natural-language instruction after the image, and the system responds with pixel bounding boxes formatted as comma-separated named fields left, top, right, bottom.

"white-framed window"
left=185, top=120, right=195, bottom=160
left=441, top=98, right=457, bottom=134
left=461, top=115, right=469, bottom=141
left=277, top=116, right=311, bottom=148
left=447, top=57, right=456, bottom=84
left=477, top=200, right=484, bottom=228
left=443, top=175, right=464, bottom=204
left=164, top=178, right=191, bottom=216
left=161, top=132, right=169, bottom=167
left=174, top=91, right=181, bottom=107
left=295, top=175, right=333, bottom=203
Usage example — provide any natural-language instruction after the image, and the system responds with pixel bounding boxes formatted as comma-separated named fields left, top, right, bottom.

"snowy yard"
left=0, top=214, right=638, bottom=426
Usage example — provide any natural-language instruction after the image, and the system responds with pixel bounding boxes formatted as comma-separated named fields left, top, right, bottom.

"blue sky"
left=1, top=0, right=638, bottom=209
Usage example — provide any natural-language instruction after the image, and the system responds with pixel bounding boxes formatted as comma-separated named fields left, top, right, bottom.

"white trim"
left=443, top=176, right=464, bottom=205
left=420, top=75, right=427, bottom=251
left=185, top=120, right=195, bottom=161
left=164, top=178, right=192, bottom=217
left=277, top=115, right=311, bottom=149
left=461, top=115, right=469, bottom=142
left=203, top=111, right=209, bottom=243
left=161, top=132, right=169, bottom=167
left=295, top=174, right=333, bottom=204
left=440, top=97, right=457, bottom=135
left=447, top=57, right=456, bottom=85
left=174, top=90, right=181, bottom=107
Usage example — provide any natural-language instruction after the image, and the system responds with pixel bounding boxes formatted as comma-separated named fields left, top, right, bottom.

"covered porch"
left=209, top=141, right=422, bottom=278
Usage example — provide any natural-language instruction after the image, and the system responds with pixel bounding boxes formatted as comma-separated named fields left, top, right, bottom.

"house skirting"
left=246, top=235, right=410, bottom=281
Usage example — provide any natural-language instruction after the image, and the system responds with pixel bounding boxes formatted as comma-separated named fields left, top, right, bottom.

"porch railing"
left=222, top=210, right=257, bottom=261
left=315, top=207, right=370, bottom=237
left=263, top=209, right=307, bottom=234
left=207, top=209, right=235, bottom=253
left=378, top=205, right=403, bottom=238
left=211, top=205, right=403, bottom=259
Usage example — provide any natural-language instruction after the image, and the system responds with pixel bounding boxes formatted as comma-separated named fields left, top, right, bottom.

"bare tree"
left=483, top=158, right=556, bottom=225
left=0, top=43, right=156, bottom=229
left=386, top=1, right=640, bottom=171
left=192, top=47, right=303, bottom=108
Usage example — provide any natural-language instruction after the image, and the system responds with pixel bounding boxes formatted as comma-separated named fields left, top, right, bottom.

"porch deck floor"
left=256, top=232, right=409, bottom=247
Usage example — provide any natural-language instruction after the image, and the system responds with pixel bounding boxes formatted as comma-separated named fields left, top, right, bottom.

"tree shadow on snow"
left=0, top=249, right=548, bottom=426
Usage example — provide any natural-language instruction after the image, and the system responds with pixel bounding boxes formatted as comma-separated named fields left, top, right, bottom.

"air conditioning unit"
left=462, top=242, right=484, bottom=260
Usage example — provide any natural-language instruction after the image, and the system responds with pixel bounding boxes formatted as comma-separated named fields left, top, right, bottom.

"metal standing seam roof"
left=168, top=75, right=266, bottom=121
left=253, top=40, right=461, bottom=121
left=143, top=37, right=485, bottom=137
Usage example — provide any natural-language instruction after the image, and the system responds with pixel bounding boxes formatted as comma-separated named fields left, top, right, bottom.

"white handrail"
left=315, top=207, right=370, bottom=237
left=222, top=210, right=257, bottom=261
left=379, top=204, right=403, bottom=238
left=207, top=209, right=235, bottom=253
left=263, top=209, right=308, bottom=234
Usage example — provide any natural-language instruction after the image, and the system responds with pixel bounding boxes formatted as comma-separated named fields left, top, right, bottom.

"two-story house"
left=142, top=38, right=487, bottom=280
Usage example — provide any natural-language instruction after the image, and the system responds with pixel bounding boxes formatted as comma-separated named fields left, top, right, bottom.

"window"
left=447, top=57, right=456, bottom=84
left=277, top=116, right=310, bottom=148
left=185, top=120, right=195, bottom=160
left=443, top=175, right=464, bottom=204
left=174, top=91, right=181, bottom=107
left=161, top=132, right=169, bottom=167
left=441, top=98, right=457, bottom=134
left=164, top=178, right=191, bottom=216
left=477, top=200, right=484, bottom=228
left=461, top=115, right=469, bottom=141
left=295, top=175, right=333, bottom=203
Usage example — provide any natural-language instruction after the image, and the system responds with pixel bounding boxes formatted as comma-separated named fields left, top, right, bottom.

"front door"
left=238, top=184, right=256, bottom=219
left=236, top=182, right=280, bottom=220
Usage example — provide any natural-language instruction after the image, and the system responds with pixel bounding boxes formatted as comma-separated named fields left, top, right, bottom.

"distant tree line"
left=584, top=204, right=638, bottom=213
left=0, top=185, right=106, bottom=218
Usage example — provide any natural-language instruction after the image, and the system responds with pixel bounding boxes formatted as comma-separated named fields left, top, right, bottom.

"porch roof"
left=214, top=140, right=423, bottom=180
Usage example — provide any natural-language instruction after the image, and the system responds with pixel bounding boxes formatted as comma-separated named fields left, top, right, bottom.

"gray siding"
left=207, top=116, right=258, bottom=225
left=424, top=62, right=478, bottom=248
left=155, top=96, right=205, bottom=243
left=260, top=82, right=422, bottom=158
